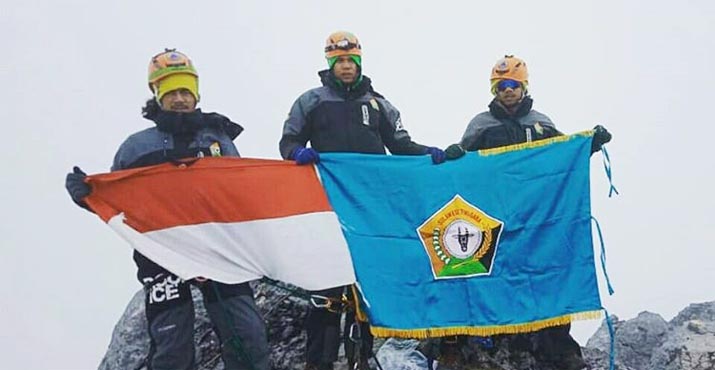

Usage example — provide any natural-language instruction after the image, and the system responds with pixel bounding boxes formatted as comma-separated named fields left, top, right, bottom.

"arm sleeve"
left=377, top=98, right=428, bottom=155
left=537, top=114, right=563, bottom=138
left=279, top=92, right=317, bottom=159
left=111, top=141, right=129, bottom=172
left=459, top=116, right=483, bottom=151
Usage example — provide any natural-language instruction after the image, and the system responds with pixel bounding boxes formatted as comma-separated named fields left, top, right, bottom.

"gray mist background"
left=2, top=1, right=714, bottom=369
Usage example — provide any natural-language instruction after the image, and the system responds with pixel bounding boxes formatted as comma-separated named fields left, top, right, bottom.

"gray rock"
left=375, top=339, right=428, bottom=370
left=586, top=311, right=668, bottom=370
left=649, top=302, right=715, bottom=370
left=100, top=288, right=715, bottom=370
left=584, top=301, right=715, bottom=370
left=582, top=346, right=637, bottom=370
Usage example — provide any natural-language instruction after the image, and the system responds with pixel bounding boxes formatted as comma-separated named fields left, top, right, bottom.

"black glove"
left=445, top=143, right=466, bottom=160
left=65, top=166, right=92, bottom=209
left=591, top=125, right=612, bottom=154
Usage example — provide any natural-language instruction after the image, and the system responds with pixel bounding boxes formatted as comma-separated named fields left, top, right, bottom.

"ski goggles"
left=496, top=79, right=522, bottom=91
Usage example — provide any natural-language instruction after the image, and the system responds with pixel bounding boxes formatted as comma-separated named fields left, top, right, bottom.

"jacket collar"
left=143, top=100, right=243, bottom=140
left=489, top=95, right=534, bottom=119
left=318, top=69, right=372, bottom=99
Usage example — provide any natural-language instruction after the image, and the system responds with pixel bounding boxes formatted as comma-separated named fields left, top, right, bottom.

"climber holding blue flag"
left=436, top=55, right=613, bottom=369
left=316, top=55, right=613, bottom=370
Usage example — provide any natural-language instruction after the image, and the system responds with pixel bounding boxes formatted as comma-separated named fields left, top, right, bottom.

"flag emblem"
left=417, top=195, right=504, bottom=279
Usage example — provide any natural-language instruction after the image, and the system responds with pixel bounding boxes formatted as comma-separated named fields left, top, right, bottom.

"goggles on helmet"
left=325, top=39, right=361, bottom=53
left=496, top=79, right=521, bottom=91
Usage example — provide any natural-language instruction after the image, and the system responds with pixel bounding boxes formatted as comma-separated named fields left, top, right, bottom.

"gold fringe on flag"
left=368, top=310, right=604, bottom=339
left=351, top=284, right=369, bottom=322
left=478, top=130, right=594, bottom=157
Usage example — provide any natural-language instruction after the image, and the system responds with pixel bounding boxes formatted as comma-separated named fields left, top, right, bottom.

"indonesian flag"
left=84, top=157, right=355, bottom=290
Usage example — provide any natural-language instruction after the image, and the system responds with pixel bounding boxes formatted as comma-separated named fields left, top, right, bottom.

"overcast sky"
left=2, top=1, right=714, bottom=369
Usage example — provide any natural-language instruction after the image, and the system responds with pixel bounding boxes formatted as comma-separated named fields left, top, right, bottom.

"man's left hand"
left=426, top=147, right=446, bottom=164
left=591, top=125, right=612, bottom=154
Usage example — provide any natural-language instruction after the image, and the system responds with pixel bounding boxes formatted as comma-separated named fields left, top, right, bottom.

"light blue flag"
left=316, top=133, right=604, bottom=338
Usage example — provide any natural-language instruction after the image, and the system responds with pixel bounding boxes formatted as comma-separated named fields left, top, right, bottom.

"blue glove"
left=425, top=147, right=446, bottom=164
left=65, top=166, right=91, bottom=208
left=292, top=147, right=320, bottom=165
left=591, top=125, right=612, bottom=154
left=444, top=143, right=466, bottom=160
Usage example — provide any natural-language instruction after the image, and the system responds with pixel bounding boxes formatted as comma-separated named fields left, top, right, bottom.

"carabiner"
left=348, top=321, right=362, bottom=343
left=310, top=295, right=332, bottom=309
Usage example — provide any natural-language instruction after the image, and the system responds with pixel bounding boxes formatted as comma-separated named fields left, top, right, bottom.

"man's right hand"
left=292, top=147, right=320, bottom=165
left=445, top=144, right=466, bottom=160
left=65, top=166, right=92, bottom=208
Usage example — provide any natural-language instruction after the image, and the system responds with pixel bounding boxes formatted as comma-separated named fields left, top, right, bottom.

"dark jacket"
left=111, top=102, right=244, bottom=279
left=279, top=70, right=427, bottom=159
left=112, top=105, right=243, bottom=171
left=460, top=96, right=561, bottom=151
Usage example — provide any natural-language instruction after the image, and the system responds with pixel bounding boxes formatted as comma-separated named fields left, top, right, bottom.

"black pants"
left=304, top=286, right=373, bottom=368
left=530, top=324, right=582, bottom=363
left=135, top=251, right=270, bottom=370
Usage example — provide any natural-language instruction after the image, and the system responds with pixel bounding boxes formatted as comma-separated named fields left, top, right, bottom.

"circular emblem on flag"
left=443, top=220, right=482, bottom=259
left=416, top=195, right=504, bottom=279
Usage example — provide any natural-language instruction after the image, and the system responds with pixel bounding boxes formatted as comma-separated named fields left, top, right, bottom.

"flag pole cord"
left=601, top=146, right=619, bottom=197
left=604, top=309, right=616, bottom=370
left=596, top=145, right=618, bottom=370
left=591, top=217, right=615, bottom=295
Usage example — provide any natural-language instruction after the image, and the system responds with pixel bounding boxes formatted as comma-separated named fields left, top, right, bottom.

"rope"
left=600, top=146, right=619, bottom=197
left=605, top=309, right=616, bottom=370
left=591, top=217, right=615, bottom=295
left=371, top=350, right=385, bottom=370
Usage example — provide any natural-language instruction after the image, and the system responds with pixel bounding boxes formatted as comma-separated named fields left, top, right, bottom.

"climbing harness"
left=262, top=277, right=384, bottom=370
left=310, top=293, right=354, bottom=313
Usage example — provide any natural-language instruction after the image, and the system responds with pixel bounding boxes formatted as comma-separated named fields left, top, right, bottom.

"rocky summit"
left=98, top=283, right=715, bottom=370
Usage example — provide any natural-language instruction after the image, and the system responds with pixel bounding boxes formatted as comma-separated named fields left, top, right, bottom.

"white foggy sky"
left=2, top=1, right=714, bottom=369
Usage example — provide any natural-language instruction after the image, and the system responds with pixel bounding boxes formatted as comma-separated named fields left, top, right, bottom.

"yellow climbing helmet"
left=147, top=49, right=198, bottom=93
left=490, top=55, right=529, bottom=83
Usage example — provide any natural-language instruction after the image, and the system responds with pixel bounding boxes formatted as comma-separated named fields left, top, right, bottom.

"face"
left=332, top=55, right=358, bottom=84
left=160, top=89, right=197, bottom=112
left=495, top=81, right=524, bottom=108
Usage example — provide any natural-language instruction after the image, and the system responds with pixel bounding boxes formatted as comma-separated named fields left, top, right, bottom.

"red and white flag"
left=84, top=157, right=355, bottom=290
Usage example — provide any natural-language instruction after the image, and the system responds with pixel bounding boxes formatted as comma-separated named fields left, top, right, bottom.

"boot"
left=347, top=358, right=372, bottom=370
left=438, top=337, right=462, bottom=368
left=554, top=353, right=587, bottom=370
left=304, top=362, right=334, bottom=370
